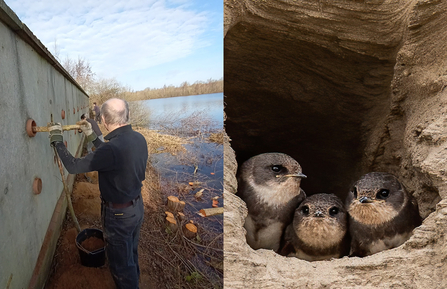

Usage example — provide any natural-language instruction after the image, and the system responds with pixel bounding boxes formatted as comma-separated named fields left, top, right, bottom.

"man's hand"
left=78, top=120, right=97, bottom=143
left=79, top=120, right=93, bottom=136
left=49, top=123, right=63, bottom=146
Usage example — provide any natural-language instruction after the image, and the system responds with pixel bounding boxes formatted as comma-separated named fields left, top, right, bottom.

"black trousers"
left=101, top=196, right=144, bottom=289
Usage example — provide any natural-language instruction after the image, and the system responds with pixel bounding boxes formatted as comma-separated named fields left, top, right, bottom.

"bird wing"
left=279, top=223, right=298, bottom=256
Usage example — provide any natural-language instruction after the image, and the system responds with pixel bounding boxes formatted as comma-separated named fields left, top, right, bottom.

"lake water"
left=142, top=92, right=224, bottom=230
left=144, top=92, right=223, bottom=130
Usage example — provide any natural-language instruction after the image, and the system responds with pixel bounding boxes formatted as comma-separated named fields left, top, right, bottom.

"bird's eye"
left=377, top=189, right=390, bottom=199
left=329, top=207, right=339, bottom=216
left=352, top=187, right=358, bottom=199
left=301, top=206, right=309, bottom=215
left=271, top=165, right=283, bottom=173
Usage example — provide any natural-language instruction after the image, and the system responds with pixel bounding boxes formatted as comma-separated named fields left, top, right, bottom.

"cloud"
left=4, top=0, right=222, bottom=90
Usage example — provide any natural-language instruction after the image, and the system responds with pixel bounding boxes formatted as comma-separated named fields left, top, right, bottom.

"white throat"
left=248, top=176, right=299, bottom=207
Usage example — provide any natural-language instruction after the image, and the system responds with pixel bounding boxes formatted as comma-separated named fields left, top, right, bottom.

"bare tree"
left=89, top=77, right=128, bottom=104
left=62, top=56, right=95, bottom=93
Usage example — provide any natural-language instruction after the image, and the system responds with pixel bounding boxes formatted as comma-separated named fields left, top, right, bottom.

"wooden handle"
left=33, top=124, right=81, bottom=132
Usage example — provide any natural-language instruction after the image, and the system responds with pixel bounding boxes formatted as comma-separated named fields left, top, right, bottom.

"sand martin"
left=346, top=172, right=422, bottom=257
left=237, top=152, right=307, bottom=252
left=282, top=193, right=349, bottom=261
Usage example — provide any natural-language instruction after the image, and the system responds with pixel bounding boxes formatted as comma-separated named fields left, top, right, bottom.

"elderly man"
left=49, top=98, right=148, bottom=289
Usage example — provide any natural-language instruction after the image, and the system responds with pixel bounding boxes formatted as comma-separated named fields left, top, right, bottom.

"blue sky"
left=5, top=0, right=223, bottom=91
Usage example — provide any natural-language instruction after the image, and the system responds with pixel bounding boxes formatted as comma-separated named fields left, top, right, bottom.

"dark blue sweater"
left=55, top=124, right=148, bottom=203
left=86, top=118, right=102, bottom=137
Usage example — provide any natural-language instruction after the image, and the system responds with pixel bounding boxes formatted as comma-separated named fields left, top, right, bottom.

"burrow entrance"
left=225, top=20, right=417, bottom=203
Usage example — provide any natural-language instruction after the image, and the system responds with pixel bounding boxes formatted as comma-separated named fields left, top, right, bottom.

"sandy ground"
left=45, top=171, right=160, bottom=289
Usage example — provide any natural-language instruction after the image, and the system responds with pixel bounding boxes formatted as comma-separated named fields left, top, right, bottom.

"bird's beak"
left=359, top=196, right=373, bottom=204
left=314, top=211, right=324, bottom=217
left=280, top=172, right=307, bottom=178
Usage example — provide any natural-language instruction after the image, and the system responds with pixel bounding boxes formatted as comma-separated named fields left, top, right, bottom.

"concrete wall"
left=0, top=1, right=89, bottom=288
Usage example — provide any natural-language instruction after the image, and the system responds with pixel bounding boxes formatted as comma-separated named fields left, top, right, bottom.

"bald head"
left=101, top=98, right=130, bottom=126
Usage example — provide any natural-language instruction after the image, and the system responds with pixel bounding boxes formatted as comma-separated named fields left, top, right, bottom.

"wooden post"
left=165, top=216, right=178, bottom=233
left=183, top=223, right=198, bottom=239
left=167, top=196, right=186, bottom=212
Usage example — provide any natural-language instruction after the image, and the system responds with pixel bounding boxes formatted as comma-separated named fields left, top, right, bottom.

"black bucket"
left=75, top=228, right=106, bottom=267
